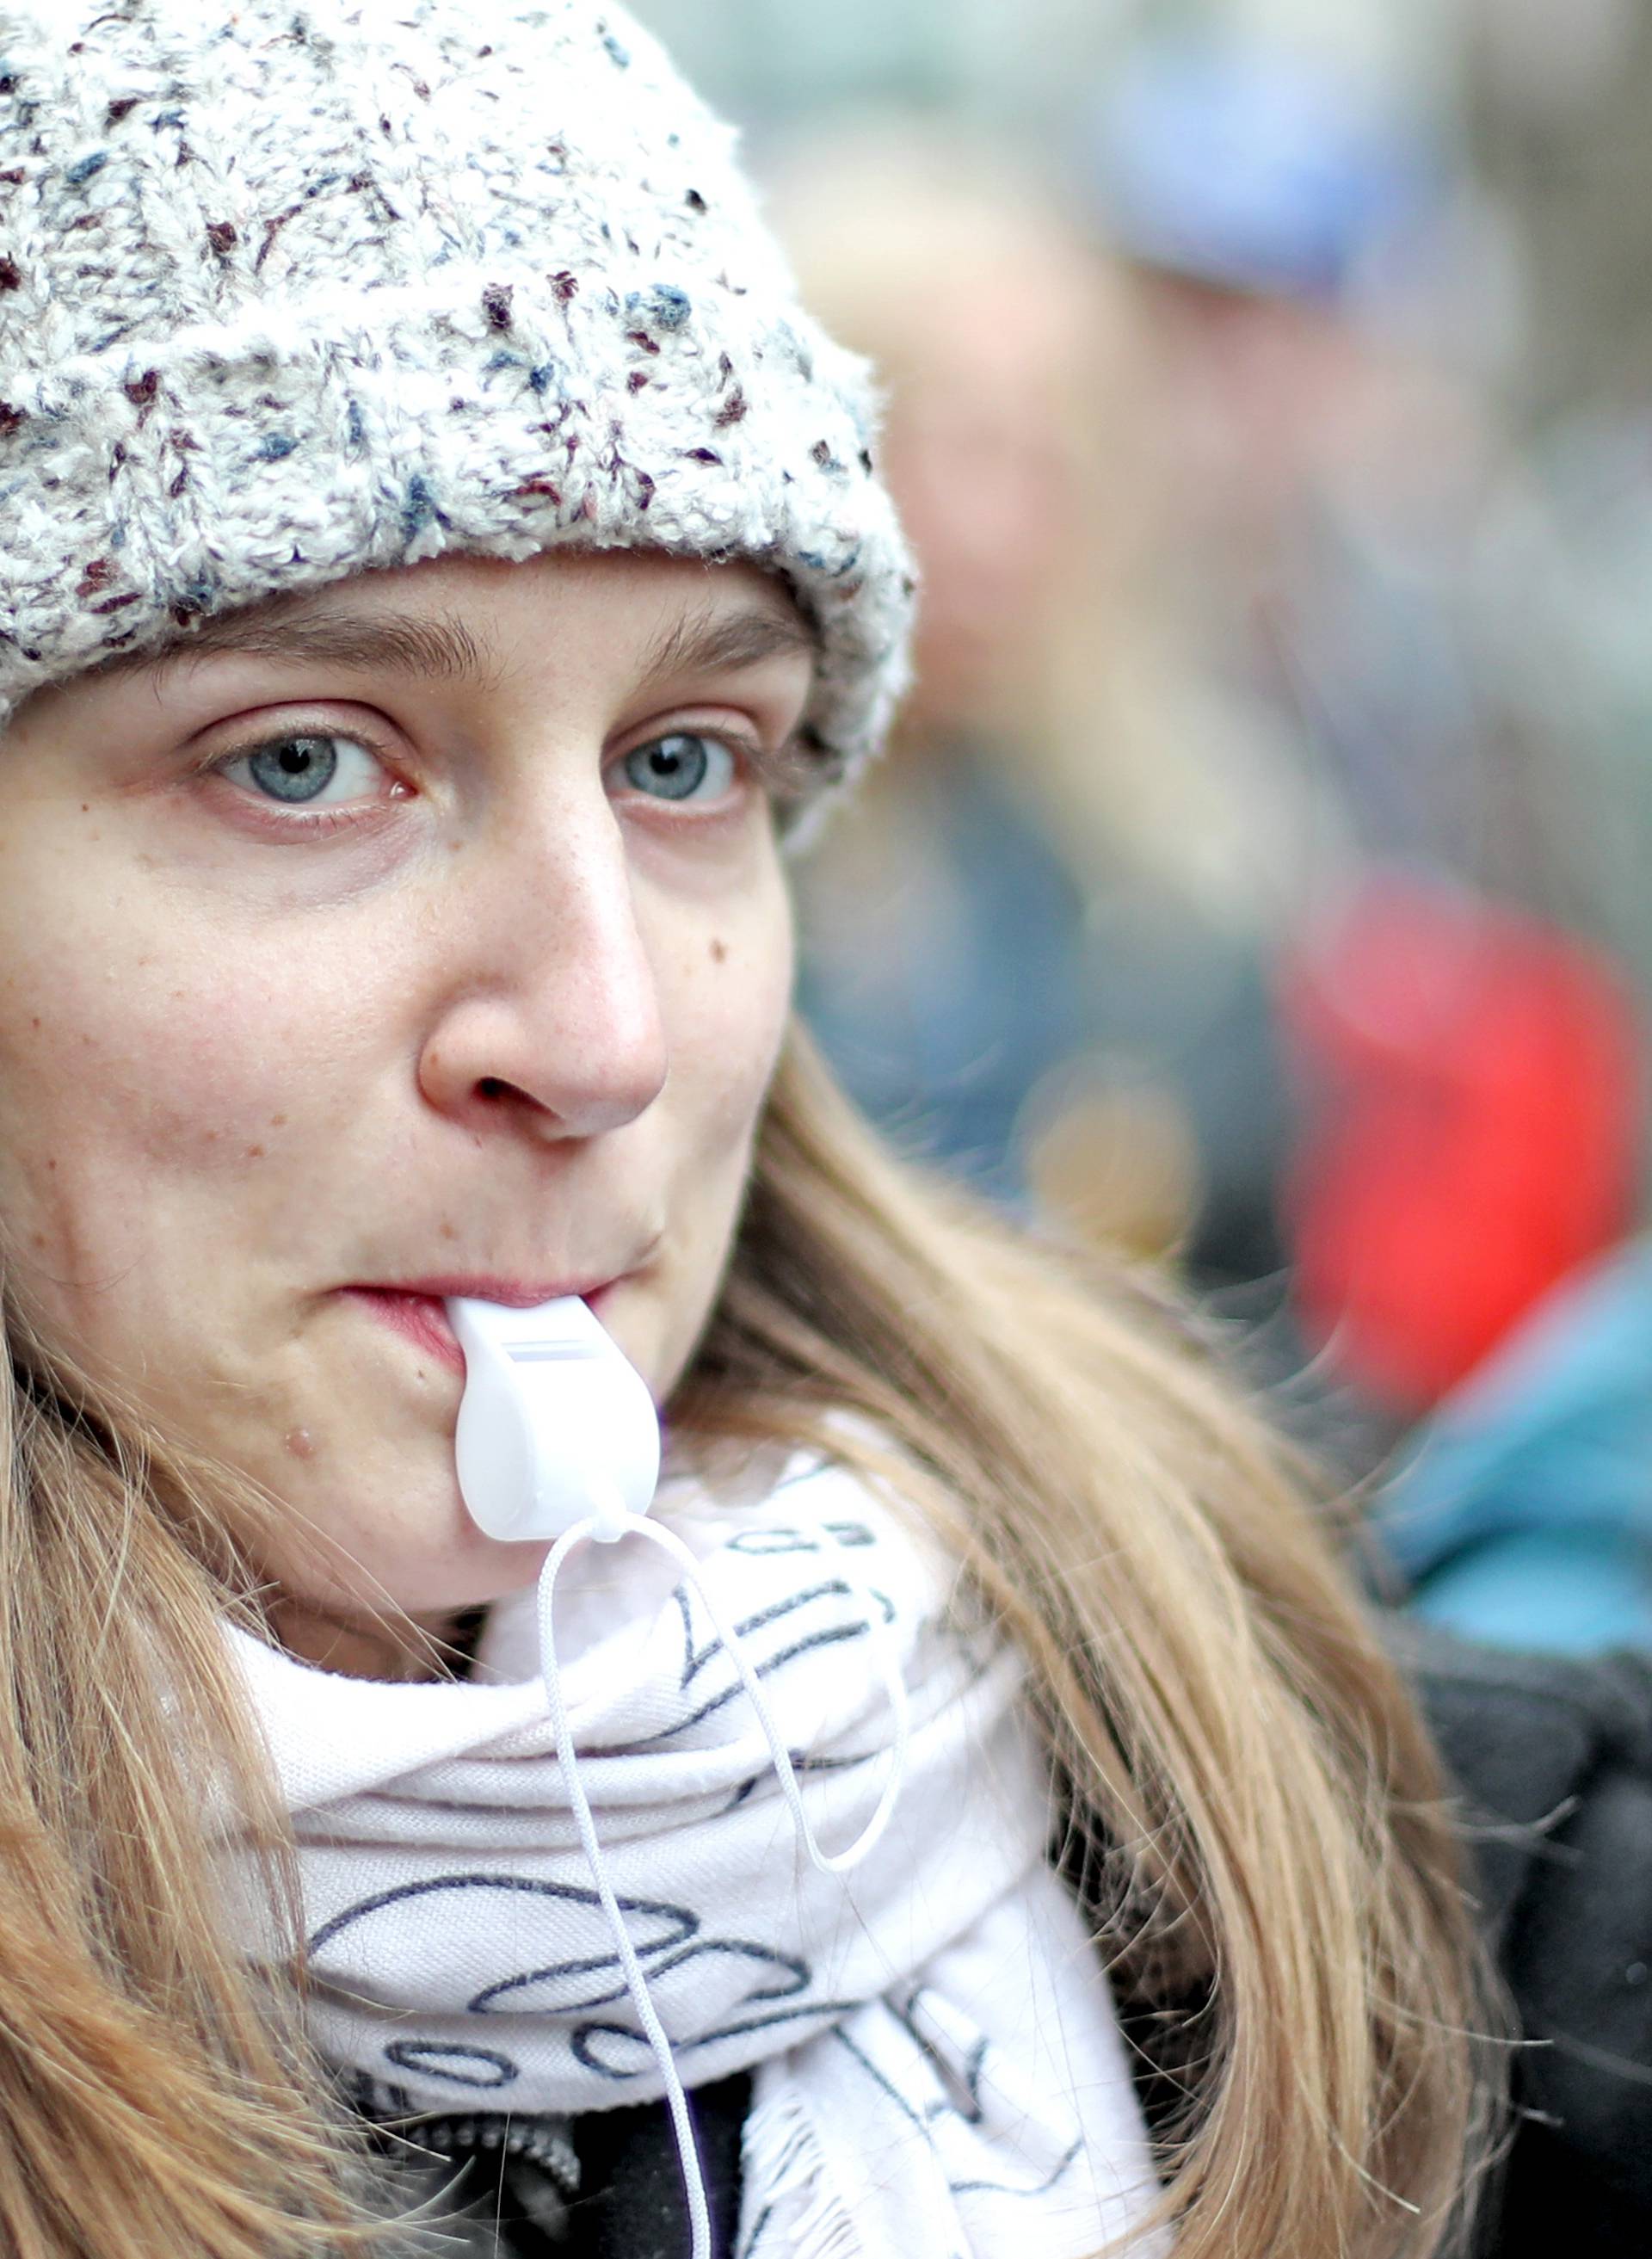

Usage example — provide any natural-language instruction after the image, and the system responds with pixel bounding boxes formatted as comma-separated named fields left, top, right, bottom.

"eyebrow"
left=636, top=599, right=817, bottom=683
left=83, top=602, right=496, bottom=693
left=94, top=587, right=817, bottom=693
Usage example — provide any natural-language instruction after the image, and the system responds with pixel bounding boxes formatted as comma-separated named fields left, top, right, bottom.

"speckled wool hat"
left=0, top=0, right=913, bottom=806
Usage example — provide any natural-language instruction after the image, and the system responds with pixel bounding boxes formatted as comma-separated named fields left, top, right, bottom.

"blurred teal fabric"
left=1379, top=1237, right=1652, bottom=1651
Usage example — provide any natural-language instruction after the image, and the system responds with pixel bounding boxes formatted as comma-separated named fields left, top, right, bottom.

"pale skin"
left=0, top=549, right=812, bottom=1679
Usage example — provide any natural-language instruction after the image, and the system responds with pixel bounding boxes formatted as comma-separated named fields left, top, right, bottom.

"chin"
left=266, top=1484, right=548, bottom=1623
left=381, top=1527, right=552, bottom=1618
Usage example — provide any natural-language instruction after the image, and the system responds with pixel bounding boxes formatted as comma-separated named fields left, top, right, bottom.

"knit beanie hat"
left=0, top=0, right=914, bottom=810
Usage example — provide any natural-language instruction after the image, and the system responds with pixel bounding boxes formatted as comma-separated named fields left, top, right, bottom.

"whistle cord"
left=534, top=1502, right=912, bottom=2259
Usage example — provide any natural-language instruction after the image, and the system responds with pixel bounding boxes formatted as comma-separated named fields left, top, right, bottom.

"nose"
left=416, top=794, right=669, bottom=1142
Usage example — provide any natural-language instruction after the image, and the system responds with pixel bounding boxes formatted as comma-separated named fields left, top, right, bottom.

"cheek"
left=0, top=878, right=367, bottom=1361
left=676, top=885, right=794, bottom=1150
left=637, top=880, right=792, bottom=1375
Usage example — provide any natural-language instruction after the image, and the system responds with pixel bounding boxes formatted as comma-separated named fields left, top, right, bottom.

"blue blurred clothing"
left=1379, top=1237, right=1652, bottom=1652
left=796, top=750, right=1090, bottom=1211
left=794, top=741, right=1289, bottom=1286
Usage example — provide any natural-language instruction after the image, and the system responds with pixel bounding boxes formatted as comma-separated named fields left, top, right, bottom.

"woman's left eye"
left=217, top=732, right=391, bottom=808
left=617, top=732, right=738, bottom=805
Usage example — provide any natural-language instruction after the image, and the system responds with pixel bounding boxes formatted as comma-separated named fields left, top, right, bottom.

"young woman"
left=0, top=3, right=1520, bottom=2256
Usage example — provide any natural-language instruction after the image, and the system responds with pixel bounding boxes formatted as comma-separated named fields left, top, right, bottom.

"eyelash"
left=193, top=729, right=404, bottom=840
left=195, top=719, right=798, bottom=831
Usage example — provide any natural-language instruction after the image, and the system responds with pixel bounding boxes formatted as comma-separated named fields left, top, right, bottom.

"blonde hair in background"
left=766, top=122, right=1330, bottom=935
left=0, top=1024, right=1501, bottom=2257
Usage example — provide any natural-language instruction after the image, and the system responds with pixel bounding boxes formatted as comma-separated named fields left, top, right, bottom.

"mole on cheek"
left=709, top=937, right=727, bottom=964
left=283, top=1428, right=317, bottom=1460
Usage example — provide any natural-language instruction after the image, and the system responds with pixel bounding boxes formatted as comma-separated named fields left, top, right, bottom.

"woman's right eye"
left=216, top=731, right=394, bottom=808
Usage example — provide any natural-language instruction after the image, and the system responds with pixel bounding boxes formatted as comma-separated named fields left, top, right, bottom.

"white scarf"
left=227, top=1455, right=1166, bottom=2258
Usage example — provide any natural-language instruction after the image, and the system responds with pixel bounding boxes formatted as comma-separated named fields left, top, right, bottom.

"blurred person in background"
left=774, top=70, right=1643, bottom=1445
left=1093, top=25, right=1652, bottom=1652
left=1087, top=30, right=1647, bottom=1454
left=771, top=125, right=1334, bottom=1305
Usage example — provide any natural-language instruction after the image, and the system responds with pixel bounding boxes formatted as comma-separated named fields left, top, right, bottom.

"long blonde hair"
left=0, top=1024, right=1500, bottom=2257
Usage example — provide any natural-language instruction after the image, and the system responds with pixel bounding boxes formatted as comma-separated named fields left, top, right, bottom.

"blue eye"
left=222, top=733, right=386, bottom=806
left=620, top=732, right=736, bottom=804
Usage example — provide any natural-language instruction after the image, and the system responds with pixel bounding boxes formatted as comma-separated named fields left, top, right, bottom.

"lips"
left=343, top=1288, right=467, bottom=1372
left=342, top=1272, right=634, bottom=1375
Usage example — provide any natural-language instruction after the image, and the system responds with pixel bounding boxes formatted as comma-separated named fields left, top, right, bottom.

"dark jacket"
left=373, top=1629, right=1652, bottom=2256
left=1402, top=1628, right=1652, bottom=2254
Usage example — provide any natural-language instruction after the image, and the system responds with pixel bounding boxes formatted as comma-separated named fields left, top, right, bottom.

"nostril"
left=478, top=1076, right=509, bottom=1101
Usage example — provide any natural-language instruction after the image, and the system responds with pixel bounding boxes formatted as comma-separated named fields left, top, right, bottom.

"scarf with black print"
left=228, top=1454, right=1167, bottom=2258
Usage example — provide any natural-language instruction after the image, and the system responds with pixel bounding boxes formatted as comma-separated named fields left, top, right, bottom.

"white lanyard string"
left=533, top=1498, right=912, bottom=2259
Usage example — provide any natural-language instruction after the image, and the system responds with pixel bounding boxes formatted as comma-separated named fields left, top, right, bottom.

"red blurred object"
left=1282, top=874, right=1645, bottom=1414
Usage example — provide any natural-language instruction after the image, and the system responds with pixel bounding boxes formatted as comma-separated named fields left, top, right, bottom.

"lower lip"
left=344, top=1289, right=466, bottom=1374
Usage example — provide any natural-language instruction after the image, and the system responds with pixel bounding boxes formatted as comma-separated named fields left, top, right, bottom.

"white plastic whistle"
left=447, top=1295, right=660, bottom=1544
